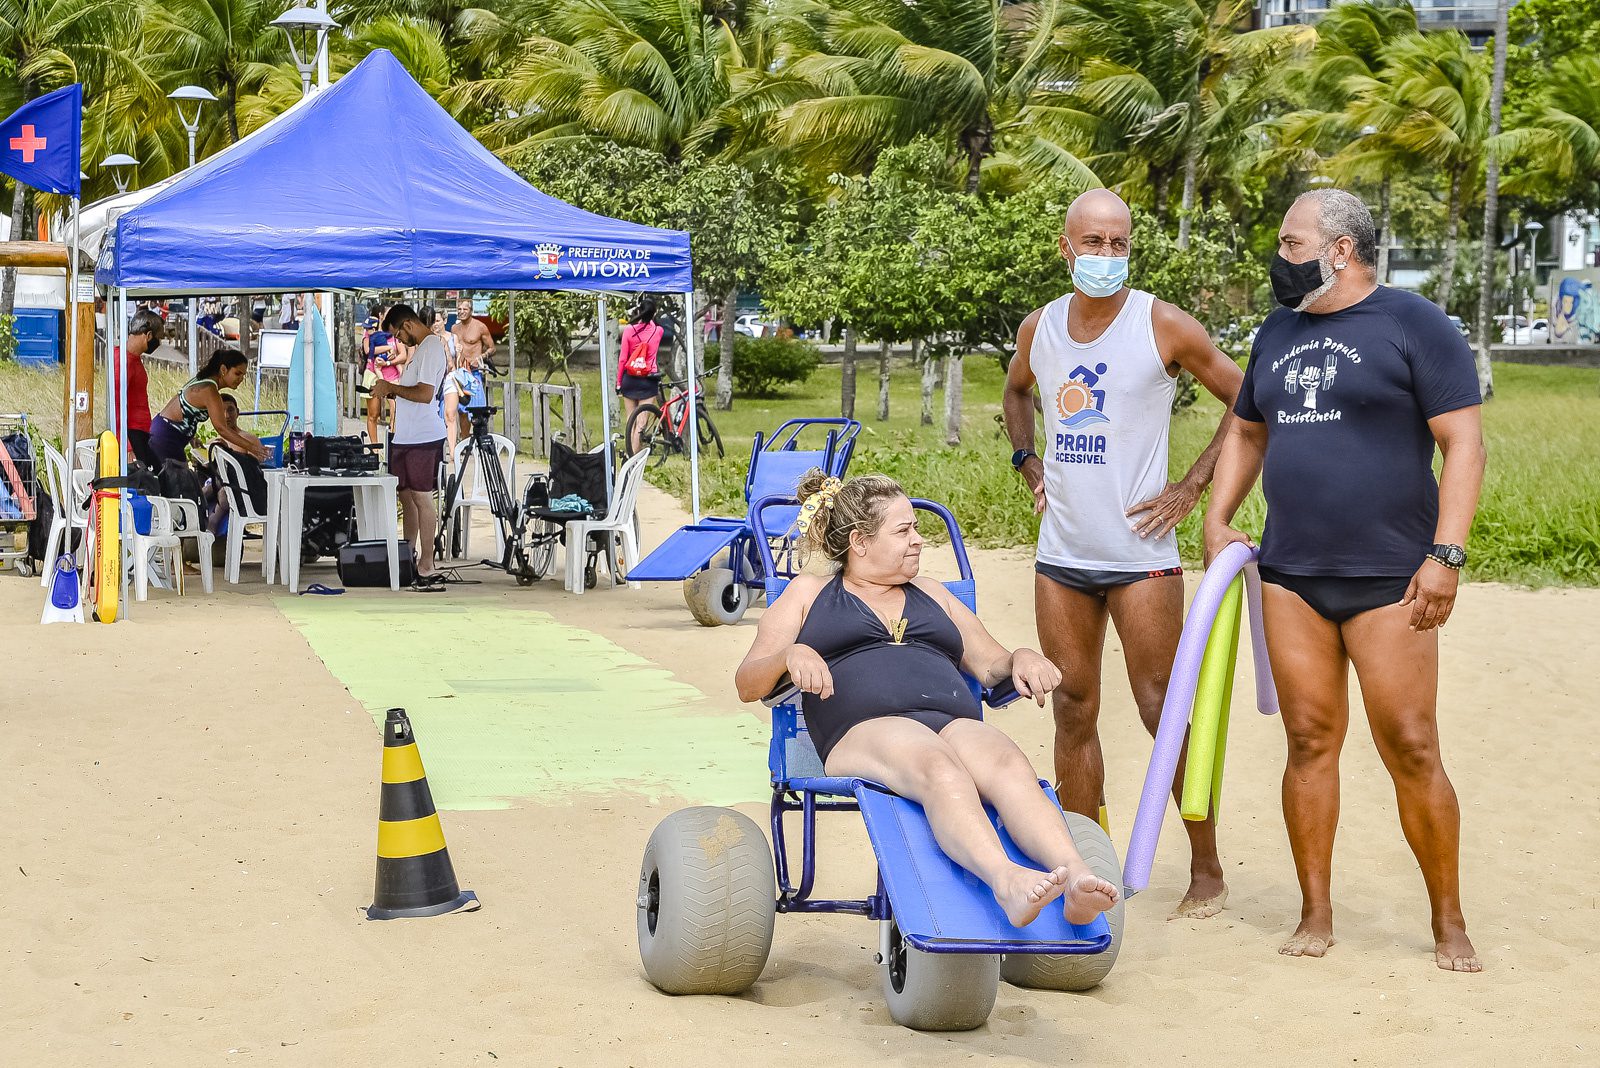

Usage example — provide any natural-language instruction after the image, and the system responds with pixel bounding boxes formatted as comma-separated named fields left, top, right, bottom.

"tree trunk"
left=917, top=338, right=935, bottom=425
left=224, top=76, right=241, bottom=143
left=1377, top=174, right=1392, bottom=284
left=0, top=182, right=25, bottom=321
left=239, top=294, right=253, bottom=362
left=714, top=283, right=736, bottom=410
left=1177, top=141, right=1199, bottom=250
left=1474, top=0, right=1510, bottom=400
left=1437, top=167, right=1463, bottom=313
left=961, top=114, right=993, bottom=194
left=943, top=351, right=963, bottom=446
left=1152, top=170, right=1170, bottom=223
left=876, top=339, right=890, bottom=420
left=840, top=327, right=857, bottom=419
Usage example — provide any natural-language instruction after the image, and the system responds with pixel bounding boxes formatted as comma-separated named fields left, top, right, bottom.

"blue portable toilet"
left=12, top=307, right=61, bottom=367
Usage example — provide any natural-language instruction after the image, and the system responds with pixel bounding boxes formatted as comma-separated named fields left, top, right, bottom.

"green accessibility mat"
left=278, top=597, right=767, bottom=810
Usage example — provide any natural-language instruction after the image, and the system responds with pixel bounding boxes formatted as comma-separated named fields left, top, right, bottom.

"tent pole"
left=684, top=292, right=701, bottom=523
left=506, top=292, right=516, bottom=439
left=118, top=286, right=130, bottom=619
left=301, top=291, right=315, bottom=434
left=597, top=296, right=614, bottom=508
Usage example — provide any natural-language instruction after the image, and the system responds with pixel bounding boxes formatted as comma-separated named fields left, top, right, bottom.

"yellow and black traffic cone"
left=366, top=708, right=479, bottom=920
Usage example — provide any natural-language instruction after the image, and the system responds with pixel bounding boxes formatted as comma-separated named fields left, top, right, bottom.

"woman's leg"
left=621, top=396, right=639, bottom=452
left=939, top=719, right=1119, bottom=923
left=825, top=717, right=1071, bottom=927
left=365, top=394, right=379, bottom=443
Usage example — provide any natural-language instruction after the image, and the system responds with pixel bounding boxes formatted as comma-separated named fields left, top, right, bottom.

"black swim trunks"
left=1257, top=565, right=1409, bottom=624
left=1036, top=561, right=1182, bottom=597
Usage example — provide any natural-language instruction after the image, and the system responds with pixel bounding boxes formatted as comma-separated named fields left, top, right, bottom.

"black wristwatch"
left=1011, top=448, right=1038, bottom=471
left=1428, top=543, right=1467, bottom=570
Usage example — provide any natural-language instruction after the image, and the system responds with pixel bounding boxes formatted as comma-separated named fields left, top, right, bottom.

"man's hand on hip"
left=1128, top=478, right=1203, bottom=540
left=1402, top=558, right=1459, bottom=631
left=1020, top=456, right=1047, bottom=514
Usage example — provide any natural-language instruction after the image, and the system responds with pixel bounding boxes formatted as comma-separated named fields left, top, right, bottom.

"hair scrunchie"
left=795, top=476, right=843, bottom=535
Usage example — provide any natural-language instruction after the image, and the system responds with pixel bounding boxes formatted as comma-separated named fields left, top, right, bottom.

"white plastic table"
left=269, top=471, right=400, bottom=593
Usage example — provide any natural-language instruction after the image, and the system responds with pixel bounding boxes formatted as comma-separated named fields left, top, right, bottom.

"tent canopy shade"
left=96, top=50, right=692, bottom=298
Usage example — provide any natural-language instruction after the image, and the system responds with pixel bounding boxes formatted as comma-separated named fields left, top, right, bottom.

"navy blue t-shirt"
left=1233, top=286, right=1481, bottom=576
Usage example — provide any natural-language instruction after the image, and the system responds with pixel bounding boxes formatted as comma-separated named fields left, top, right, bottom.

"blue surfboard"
left=287, top=303, right=338, bottom=436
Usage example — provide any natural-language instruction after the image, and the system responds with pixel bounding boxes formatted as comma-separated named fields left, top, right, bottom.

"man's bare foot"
left=1062, top=869, right=1119, bottom=925
left=1279, top=912, right=1335, bottom=958
left=1434, top=921, right=1481, bottom=972
left=1169, top=870, right=1229, bottom=920
left=995, top=866, right=1071, bottom=928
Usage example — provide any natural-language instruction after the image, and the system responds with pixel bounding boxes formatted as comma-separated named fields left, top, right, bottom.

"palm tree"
left=1276, top=0, right=1419, bottom=279
left=144, top=0, right=287, bottom=144
left=1345, top=30, right=1491, bottom=312
left=754, top=0, right=1063, bottom=192
left=0, top=0, right=152, bottom=316
left=451, top=0, right=743, bottom=160
left=1498, top=54, right=1600, bottom=200
left=1042, top=0, right=1312, bottom=245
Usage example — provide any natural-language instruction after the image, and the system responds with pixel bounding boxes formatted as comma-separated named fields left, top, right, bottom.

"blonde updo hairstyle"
left=794, top=468, right=908, bottom=568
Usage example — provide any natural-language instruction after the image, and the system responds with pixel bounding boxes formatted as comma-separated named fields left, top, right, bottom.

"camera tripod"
left=435, top=405, right=540, bottom=581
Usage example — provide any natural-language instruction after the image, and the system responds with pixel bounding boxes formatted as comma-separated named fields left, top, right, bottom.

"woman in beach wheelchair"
left=636, top=470, right=1122, bottom=1032
left=737, top=472, right=1119, bottom=929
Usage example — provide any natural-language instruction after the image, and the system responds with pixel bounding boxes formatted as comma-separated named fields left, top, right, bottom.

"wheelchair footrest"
left=855, top=781, right=1112, bottom=955
left=626, top=522, right=745, bottom=582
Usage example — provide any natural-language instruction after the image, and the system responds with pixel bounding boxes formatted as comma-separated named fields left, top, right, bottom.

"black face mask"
left=1269, top=252, right=1331, bottom=309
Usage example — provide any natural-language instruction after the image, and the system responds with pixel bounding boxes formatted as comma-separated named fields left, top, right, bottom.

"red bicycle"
left=625, top=372, right=724, bottom=467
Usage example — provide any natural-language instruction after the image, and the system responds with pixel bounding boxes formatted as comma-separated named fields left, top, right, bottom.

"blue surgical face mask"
left=1067, top=238, right=1130, bottom=297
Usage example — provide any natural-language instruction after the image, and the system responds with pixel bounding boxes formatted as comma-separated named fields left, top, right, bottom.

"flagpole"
left=67, top=196, right=79, bottom=451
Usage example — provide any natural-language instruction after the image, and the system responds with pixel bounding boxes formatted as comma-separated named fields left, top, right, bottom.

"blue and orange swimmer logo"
left=1055, top=362, right=1110, bottom=429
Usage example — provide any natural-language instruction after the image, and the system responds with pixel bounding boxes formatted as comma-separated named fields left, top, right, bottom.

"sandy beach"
left=2, top=482, right=1596, bottom=1065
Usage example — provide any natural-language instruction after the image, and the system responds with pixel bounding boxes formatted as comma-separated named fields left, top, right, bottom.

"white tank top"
left=1032, top=289, right=1179, bottom=571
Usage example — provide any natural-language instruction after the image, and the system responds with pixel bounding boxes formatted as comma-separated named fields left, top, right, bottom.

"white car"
left=733, top=313, right=775, bottom=338
left=1499, top=317, right=1549, bottom=344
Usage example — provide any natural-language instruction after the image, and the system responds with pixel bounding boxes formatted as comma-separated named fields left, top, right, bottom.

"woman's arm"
left=735, top=575, right=828, bottom=701
left=917, top=579, right=1060, bottom=704
left=444, top=388, right=460, bottom=461
left=196, top=386, right=269, bottom=460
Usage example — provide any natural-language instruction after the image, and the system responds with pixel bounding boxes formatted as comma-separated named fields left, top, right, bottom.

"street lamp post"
left=100, top=153, right=138, bottom=194
left=168, top=85, right=217, bottom=374
left=271, top=4, right=340, bottom=437
left=271, top=6, right=339, bottom=98
left=1525, top=220, right=1544, bottom=340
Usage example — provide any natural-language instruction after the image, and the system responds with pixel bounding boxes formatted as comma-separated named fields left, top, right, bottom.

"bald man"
left=1003, top=189, right=1245, bottom=917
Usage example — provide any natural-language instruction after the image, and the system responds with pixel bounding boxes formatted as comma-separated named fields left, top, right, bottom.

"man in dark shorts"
left=372, top=304, right=450, bottom=589
left=1205, top=189, right=1487, bottom=971
left=1004, top=189, right=1245, bottom=919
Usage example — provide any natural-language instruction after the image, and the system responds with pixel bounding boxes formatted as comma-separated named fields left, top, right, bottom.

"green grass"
left=8, top=355, right=1595, bottom=587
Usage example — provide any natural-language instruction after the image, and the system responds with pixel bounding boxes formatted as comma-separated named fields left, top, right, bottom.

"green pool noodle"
left=1208, top=591, right=1244, bottom=819
left=1182, top=575, right=1244, bottom=821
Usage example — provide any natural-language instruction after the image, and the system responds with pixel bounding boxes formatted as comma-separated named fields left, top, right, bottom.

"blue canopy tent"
left=94, top=50, right=706, bottom=597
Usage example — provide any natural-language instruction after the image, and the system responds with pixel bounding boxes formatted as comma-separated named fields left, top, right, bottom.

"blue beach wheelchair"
left=627, top=418, right=861, bottom=626
left=636, top=497, right=1124, bottom=1031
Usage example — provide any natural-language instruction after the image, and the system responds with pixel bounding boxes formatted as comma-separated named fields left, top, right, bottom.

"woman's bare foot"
left=994, top=866, right=1072, bottom=928
left=1279, top=911, right=1335, bottom=958
left=1434, top=920, right=1482, bottom=972
left=1170, top=870, right=1229, bottom=920
left=1062, top=869, right=1119, bottom=925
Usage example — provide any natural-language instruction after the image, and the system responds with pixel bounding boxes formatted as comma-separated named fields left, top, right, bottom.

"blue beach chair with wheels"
left=627, top=417, right=861, bottom=626
left=635, top=497, right=1124, bottom=1031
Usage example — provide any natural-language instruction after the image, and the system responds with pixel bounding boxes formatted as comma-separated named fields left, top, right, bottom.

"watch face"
left=1447, top=546, right=1465, bottom=567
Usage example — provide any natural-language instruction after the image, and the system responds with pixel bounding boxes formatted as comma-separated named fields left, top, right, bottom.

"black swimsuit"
left=794, top=574, right=981, bottom=764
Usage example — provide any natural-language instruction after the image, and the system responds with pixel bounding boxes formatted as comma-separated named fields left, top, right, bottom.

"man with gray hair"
left=1205, top=188, right=1487, bottom=971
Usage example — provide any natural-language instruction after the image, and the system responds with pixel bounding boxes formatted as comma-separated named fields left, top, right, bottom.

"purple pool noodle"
left=1122, top=541, right=1255, bottom=894
left=1243, top=563, right=1279, bottom=716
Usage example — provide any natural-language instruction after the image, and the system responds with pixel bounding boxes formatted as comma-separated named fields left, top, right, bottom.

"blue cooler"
left=12, top=307, right=61, bottom=367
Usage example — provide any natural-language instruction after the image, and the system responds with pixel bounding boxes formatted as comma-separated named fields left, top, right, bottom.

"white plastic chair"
left=447, top=433, right=515, bottom=560
left=209, top=444, right=271, bottom=584
left=563, top=448, right=649, bottom=595
left=129, top=496, right=214, bottom=601
left=73, top=438, right=97, bottom=475
left=38, top=443, right=90, bottom=587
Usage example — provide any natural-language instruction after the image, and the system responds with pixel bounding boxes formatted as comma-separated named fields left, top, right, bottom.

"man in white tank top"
left=1002, top=189, right=1244, bottom=918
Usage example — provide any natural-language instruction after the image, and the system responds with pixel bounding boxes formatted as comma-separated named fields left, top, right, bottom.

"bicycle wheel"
left=626, top=403, right=666, bottom=462
left=695, top=403, right=724, bottom=458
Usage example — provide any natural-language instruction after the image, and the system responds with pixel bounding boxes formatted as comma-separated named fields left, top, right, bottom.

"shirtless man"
left=1002, top=189, right=1244, bottom=918
left=451, top=296, right=496, bottom=373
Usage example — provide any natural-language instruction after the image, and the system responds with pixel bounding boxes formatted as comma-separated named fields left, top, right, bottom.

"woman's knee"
left=905, top=748, right=976, bottom=799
